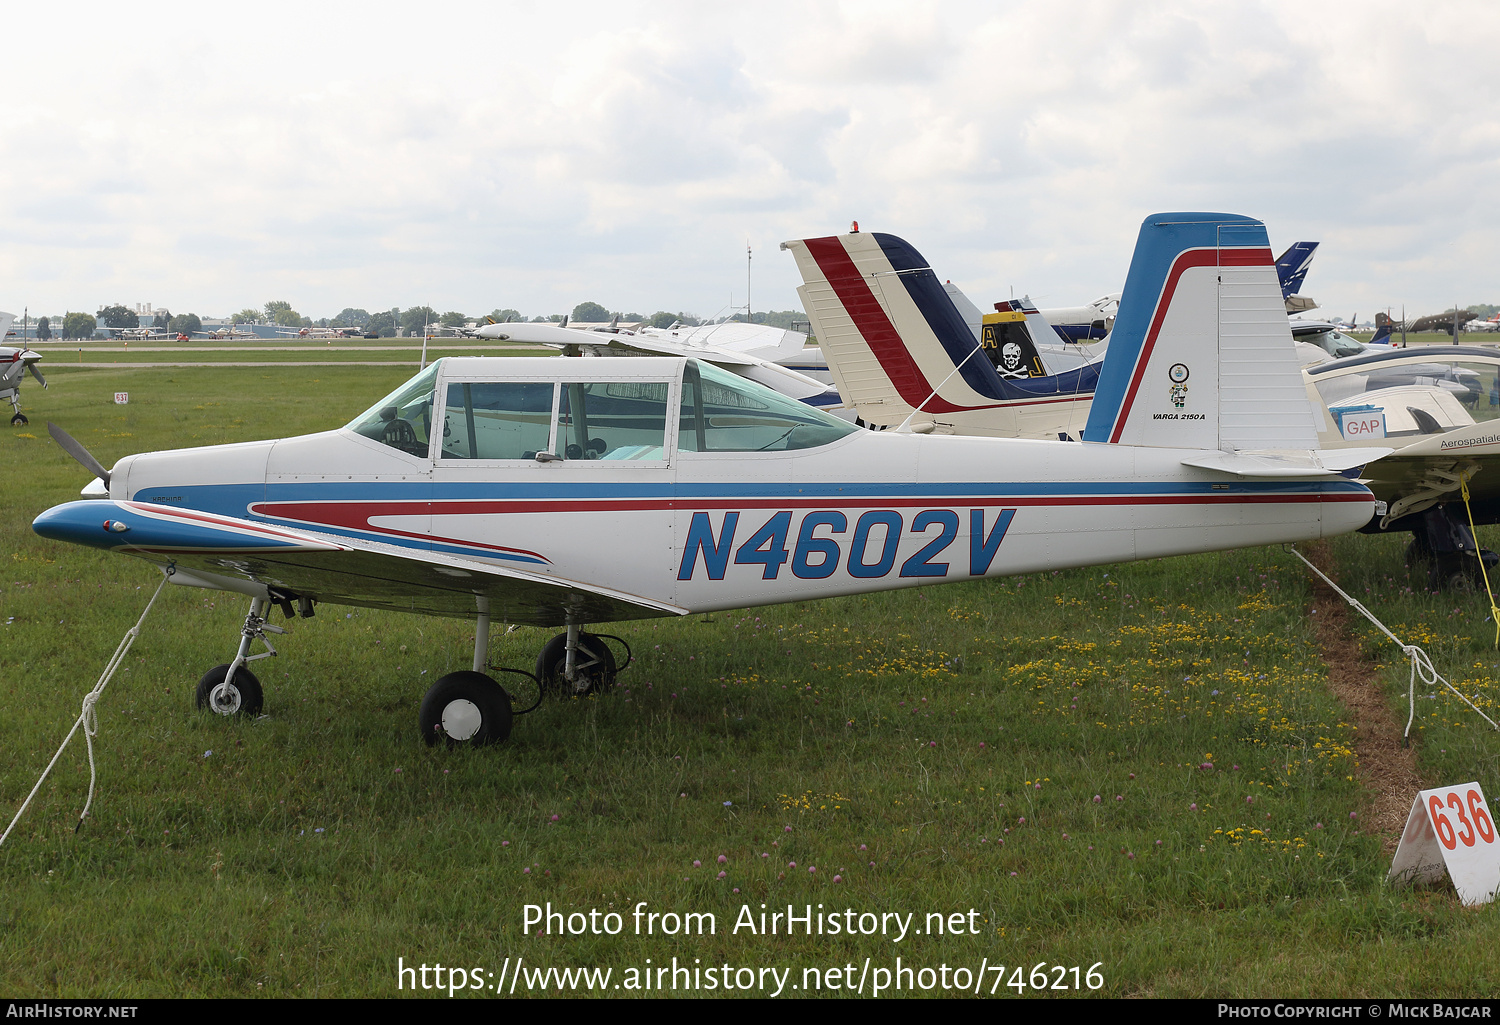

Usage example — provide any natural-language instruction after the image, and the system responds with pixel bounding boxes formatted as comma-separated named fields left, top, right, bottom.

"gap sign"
left=1339, top=409, right=1385, bottom=441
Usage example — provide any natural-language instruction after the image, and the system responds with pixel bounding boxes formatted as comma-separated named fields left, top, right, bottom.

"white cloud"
left=2, top=0, right=1498, bottom=319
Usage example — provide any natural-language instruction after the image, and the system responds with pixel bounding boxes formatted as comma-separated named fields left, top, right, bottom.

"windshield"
left=680, top=360, right=858, bottom=452
left=347, top=362, right=440, bottom=457
left=1300, top=329, right=1366, bottom=359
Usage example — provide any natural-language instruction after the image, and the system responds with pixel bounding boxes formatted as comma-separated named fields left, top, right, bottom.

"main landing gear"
left=1405, top=504, right=1500, bottom=592
left=420, top=608, right=630, bottom=748
left=195, top=596, right=631, bottom=747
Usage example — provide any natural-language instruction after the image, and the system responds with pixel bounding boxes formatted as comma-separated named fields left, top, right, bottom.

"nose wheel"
left=9, top=413, right=26, bottom=426
left=193, top=596, right=283, bottom=718
left=196, top=664, right=264, bottom=715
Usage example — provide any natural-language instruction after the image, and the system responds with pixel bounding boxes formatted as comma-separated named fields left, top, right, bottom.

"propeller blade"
left=47, top=422, right=110, bottom=486
left=29, top=364, right=46, bottom=388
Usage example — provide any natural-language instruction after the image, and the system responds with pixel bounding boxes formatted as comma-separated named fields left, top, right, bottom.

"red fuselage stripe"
left=250, top=493, right=1367, bottom=533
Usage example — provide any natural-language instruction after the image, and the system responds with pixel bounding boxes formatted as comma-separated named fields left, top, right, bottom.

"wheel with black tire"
left=9, top=413, right=27, bottom=427
left=195, top=664, right=264, bottom=716
left=419, top=671, right=513, bottom=746
left=1426, top=551, right=1481, bottom=593
left=535, top=632, right=617, bottom=695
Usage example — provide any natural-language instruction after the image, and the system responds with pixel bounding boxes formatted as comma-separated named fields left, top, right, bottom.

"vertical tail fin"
left=1083, top=213, right=1318, bottom=451
left=1274, top=241, right=1319, bottom=298
left=781, top=230, right=1008, bottom=425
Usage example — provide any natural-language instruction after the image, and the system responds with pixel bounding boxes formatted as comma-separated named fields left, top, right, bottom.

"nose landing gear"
left=195, top=597, right=283, bottom=717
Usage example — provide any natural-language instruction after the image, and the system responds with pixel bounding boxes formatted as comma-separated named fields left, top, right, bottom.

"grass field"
left=2, top=364, right=1498, bottom=999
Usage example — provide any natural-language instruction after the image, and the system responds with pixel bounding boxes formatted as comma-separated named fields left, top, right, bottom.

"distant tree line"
left=40, top=299, right=751, bottom=341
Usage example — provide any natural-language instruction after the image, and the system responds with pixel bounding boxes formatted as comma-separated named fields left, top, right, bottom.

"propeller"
left=47, top=422, right=111, bottom=487
left=29, top=362, right=46, bottom=388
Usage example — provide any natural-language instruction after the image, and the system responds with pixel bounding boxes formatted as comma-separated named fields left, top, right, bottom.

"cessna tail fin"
left=1083, top=213, right=1319, bottom=452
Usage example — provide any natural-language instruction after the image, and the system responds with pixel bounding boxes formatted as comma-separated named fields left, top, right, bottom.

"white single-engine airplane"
left=33, top=212, right=1384, bottom=748
left=1, top=312, right=47, bottom=426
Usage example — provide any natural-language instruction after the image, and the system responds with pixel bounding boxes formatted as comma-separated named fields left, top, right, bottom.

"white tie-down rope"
left=1, top=576, right=168, bottom=848
left=1286, top=545, right=1499, bottom=742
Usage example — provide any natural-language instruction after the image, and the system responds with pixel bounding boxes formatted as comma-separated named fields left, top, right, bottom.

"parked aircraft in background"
left=472, top=318, right=836, bottom=405
left=1, top=312, right=46, bottom=426
left=1376, top=310, right=1480, bottom=339
left=1037, top=293, right=1119, bottom=342
left=782, top=228, right=1109, bottom=440
left=1463, top=315, right=1500, bottom=333
left=196, top=327, right=260, bottom=340
left=1290, top=321, right=1393, bottom=365
left=104, top=326, right=177, bottom=341
left=276, top=326, right=361, bottom=339
left=1302, top=343, right=1500, bottom=586
left=32, top=211, right=1380, bottom=748
left=1011, top=240, right=1320, bottom=342
left=1411, top=310, right=1479, bottom=335
left=1275, top=241, right=1321, bottom=314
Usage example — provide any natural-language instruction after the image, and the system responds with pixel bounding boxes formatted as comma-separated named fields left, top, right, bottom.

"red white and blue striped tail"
left=1083, top=213, right=1319, bottom=450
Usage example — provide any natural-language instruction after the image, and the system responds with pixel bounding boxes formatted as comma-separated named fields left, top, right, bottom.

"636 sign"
left=1390, top=781, right=1500, bottom=906
left=1427, top=786, right=1497, bottom=851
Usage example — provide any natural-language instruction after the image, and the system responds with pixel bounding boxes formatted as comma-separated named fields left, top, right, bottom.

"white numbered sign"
left=114, top=392, right=128, bottom=405
left=1389, top=782, right=1500, bottom=905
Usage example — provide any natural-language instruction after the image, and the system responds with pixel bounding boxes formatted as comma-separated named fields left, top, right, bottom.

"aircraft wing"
left=32, top=500, right=688, bottom=627
left=473, top=321, right=758, bottom=363
left=471, top=321, right=834, bottom=400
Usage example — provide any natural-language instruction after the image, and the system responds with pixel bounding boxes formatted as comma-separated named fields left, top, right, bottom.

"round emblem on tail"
left=1168, top=363, right=1189, bottom=383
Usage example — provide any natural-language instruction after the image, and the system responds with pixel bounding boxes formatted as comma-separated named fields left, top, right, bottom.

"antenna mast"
left=746, top=240, right=752, bottom=324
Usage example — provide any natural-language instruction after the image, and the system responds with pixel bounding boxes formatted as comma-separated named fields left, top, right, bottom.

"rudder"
left=1083, top=213, right=1317, bottom=452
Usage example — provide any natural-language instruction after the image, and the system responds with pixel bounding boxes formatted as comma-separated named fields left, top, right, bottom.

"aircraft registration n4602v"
left=33, top=212, right=1386, bottom=747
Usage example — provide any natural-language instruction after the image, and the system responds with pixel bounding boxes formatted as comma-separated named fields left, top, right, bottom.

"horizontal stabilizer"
left=1182, top=446, right=1391, bottom=478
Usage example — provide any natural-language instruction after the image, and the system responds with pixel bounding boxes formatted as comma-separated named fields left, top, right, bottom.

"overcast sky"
left=3, top=0, right=1497, bottom=323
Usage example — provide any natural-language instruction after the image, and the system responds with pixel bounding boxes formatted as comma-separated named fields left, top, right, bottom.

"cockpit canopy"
left=347, top=357, right=859, bottom=461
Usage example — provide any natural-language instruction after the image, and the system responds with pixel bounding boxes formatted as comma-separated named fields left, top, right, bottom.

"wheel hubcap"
left=209, top=682, right=242, bottom=715
left=441, top=698, right=483, bottom=741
